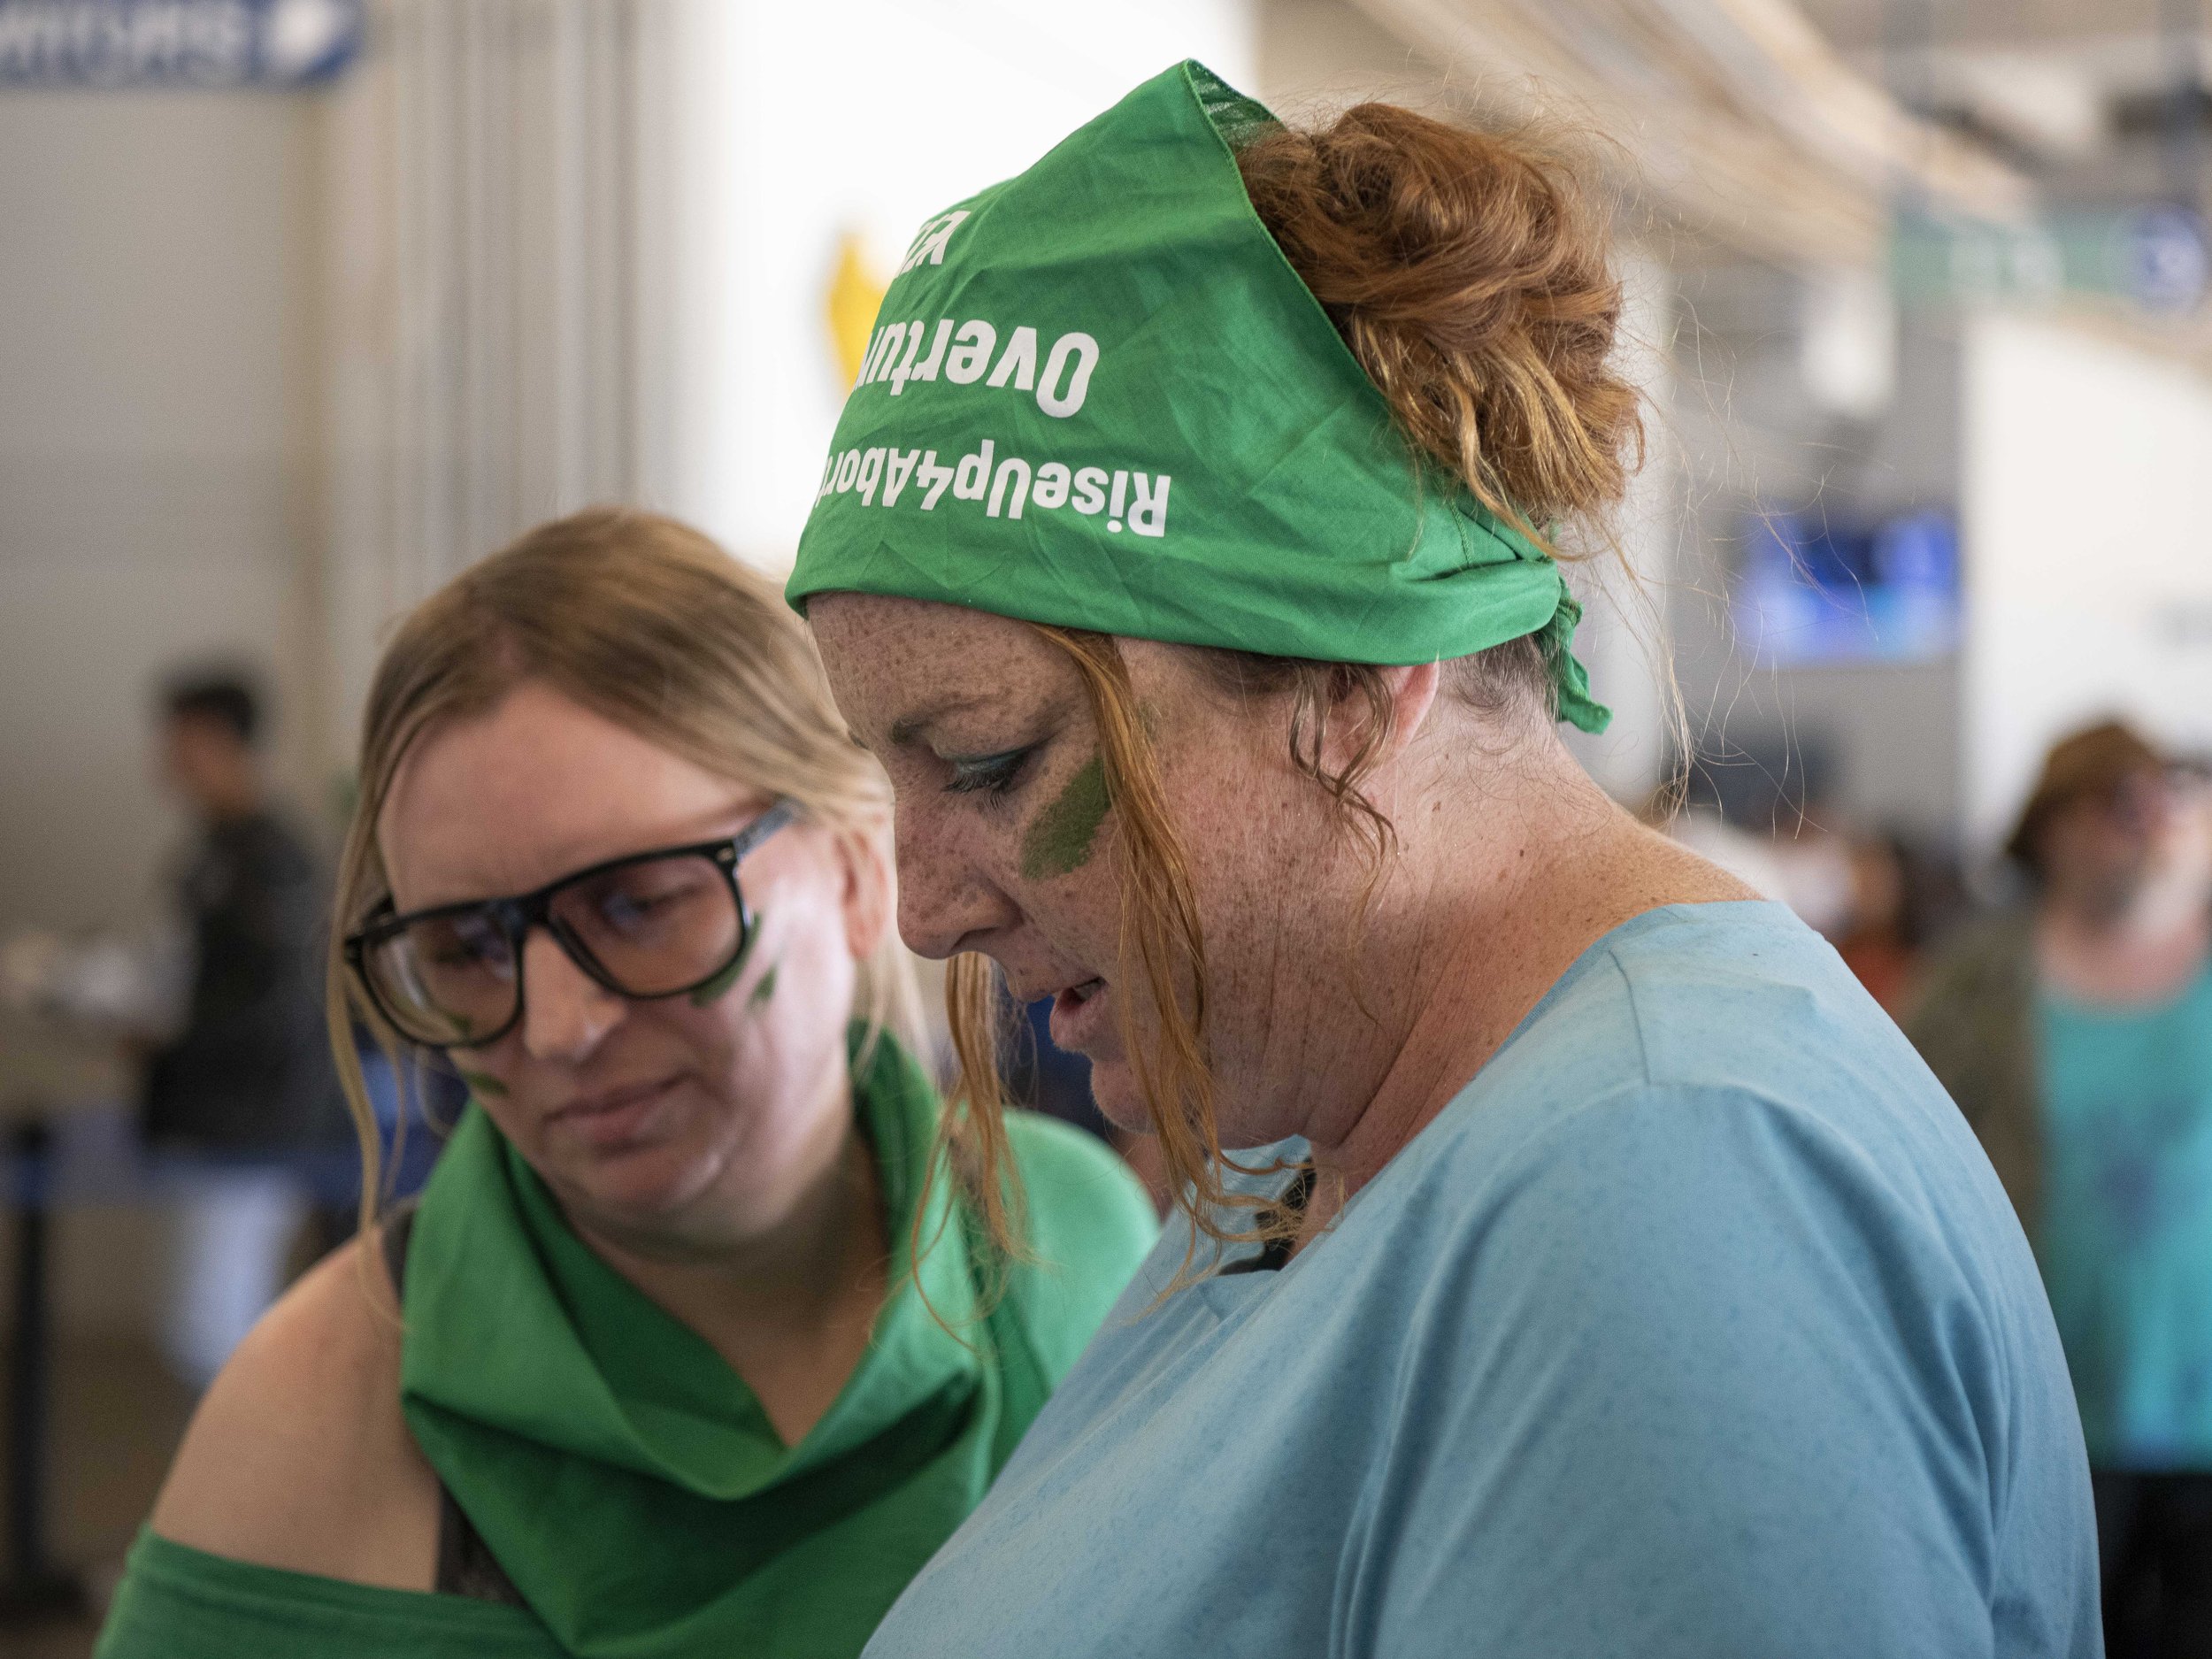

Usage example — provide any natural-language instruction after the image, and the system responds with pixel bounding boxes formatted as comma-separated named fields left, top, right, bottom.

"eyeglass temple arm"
left=728, top=798, right=798, bottom=861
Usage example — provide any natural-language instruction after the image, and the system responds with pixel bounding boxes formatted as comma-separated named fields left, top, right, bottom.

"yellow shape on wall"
left=826, top=233, right=888, bottom=388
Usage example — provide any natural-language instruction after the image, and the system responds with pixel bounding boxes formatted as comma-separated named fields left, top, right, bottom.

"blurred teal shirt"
left=2039, top=964, right=2212, bottom=1469
left=864, top=902, right=2099, bottom=1659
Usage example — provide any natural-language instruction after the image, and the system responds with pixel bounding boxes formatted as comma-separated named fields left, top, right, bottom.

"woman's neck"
left=569, top=1074, right=890, bottom=1446
left=1294, top=749, right=1754, bottom=1241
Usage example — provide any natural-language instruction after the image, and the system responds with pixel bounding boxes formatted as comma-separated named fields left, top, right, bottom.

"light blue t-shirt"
left=865, top=902, right=2098, bottom=1659
left=2039, top=963, right=2212, bottom=1470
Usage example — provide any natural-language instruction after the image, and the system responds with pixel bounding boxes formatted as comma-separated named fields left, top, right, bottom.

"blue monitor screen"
left=1732, top=509, right=1960, bottom=666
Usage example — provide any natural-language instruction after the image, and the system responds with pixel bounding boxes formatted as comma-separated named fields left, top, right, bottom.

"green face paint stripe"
left=688, top=918, right=764, bottom=1008
left=1020, top=753, right=1111, bottom=880
left=456, top=1067, right=509, bottom=1100
left=687, top=956, right=745, bottom=1007
left=748, top=964, right=780, bottom=1009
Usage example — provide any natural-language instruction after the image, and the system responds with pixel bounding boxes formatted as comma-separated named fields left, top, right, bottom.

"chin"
left=553, top=1136, right=732, bottom=1230
left=1084, top=1058, right=1154, bottom=1138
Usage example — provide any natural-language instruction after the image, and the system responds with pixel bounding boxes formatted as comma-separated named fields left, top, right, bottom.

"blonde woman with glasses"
left=96, top=509, right=1156, bottom=1659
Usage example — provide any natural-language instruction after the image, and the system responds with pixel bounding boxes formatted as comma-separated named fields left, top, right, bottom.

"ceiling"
left=1799, top=0, right=2173, bottom=55
left=1326, top=0, right=2032, bottom=265
left=1795, top=0, right=2209, bottom=170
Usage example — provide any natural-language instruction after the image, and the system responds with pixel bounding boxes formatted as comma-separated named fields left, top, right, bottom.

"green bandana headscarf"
left=787, top=58, right=1609, bottom=733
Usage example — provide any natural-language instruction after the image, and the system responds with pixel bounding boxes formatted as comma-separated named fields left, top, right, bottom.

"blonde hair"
left=941, top=102, right=1643, bottom=1262
left=329, top=507, right=924, bottom=1231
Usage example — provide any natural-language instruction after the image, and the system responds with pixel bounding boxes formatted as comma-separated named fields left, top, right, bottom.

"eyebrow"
left=888, top=691, right=998, bottom=749
left=387, top=806, right=773, bottom=917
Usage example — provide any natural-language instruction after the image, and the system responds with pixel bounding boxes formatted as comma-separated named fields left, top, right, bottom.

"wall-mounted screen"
left=1734, top=509, right=1960, bottom=666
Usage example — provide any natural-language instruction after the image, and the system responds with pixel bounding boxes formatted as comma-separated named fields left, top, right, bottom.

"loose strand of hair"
left=1029, top=628, right=1299, bottom=1278
left=916, top=950, right=1027, bottom=1340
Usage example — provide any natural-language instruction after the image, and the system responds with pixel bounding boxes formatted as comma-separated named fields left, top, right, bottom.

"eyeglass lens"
left=362, top=849, right=745, bottom=1046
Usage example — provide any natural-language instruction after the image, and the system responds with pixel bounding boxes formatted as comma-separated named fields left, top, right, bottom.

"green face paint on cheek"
left=688, top=917, right=764, bottom=1008
left=456, top=1068, right=508, bottom=1100
left=748, top=964, right=779, bottom=1010
left=1020, top=753, right=1111, bottom=881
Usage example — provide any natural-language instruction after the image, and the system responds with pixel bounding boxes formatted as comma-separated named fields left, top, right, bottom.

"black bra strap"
left=376, top=1200, right=528, bottom=1608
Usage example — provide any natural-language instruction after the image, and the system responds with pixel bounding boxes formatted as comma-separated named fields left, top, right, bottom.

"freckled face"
left=378, top=682, right=884, bottom=1246
left=808, top=595, right=1337, bottom=1142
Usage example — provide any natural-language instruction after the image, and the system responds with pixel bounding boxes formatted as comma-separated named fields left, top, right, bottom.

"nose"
left=894, top=808, right=1020, bottom=962
left=518, top=930, right=626, bottom=1062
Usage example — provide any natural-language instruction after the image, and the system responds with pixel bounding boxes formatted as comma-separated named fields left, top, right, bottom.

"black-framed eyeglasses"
left=343, top=800, right=795, bottom=1050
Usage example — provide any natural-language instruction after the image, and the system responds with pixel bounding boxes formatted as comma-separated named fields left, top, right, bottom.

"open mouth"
left=1047, top=978, right=1110, bottom=1050
left=1053, top=978, right=1104, bottom=1015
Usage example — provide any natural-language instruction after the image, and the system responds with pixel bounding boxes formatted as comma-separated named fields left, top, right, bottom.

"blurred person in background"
left=95, top=510, right=1156, bottom=1659
left=1909, top=718, right=2212, bottom=1658
left=142, top=671, right=353, bottom=1387
left=0, top=668, right=348, bottom=1390
left=1837, top=830, right=1919, bottom=1014
left=143, top=671, right=336, bottom=1150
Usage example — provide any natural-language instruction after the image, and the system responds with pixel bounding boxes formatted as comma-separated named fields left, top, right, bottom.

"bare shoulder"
left=149, top=1231, right=441, bottom=1590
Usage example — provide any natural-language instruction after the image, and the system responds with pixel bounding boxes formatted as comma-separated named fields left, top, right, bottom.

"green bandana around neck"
left=396, top=1033, right=1048, bottom=1659
left=786, top=58, right=1609, bottom=733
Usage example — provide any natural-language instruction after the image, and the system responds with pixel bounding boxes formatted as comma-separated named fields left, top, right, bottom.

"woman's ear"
left=837, top=822, right=896, bottom=965
left=1375, top=661, right=1441, bottom=756
left=1315, top=661, right=1440, bottom=778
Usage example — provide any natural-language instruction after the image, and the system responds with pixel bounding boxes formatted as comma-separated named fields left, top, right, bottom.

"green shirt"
left=97, top=1037, right=1157, bottom=1659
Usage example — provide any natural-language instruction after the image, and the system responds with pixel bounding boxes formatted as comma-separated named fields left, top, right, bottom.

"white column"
left=1960, top=311, right=2212, bottom=847
left=320, top=0, right=653, bottom=756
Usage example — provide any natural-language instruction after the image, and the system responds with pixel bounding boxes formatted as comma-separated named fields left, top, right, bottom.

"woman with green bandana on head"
left=93, top=509, right=1157, bottom=1659
left=795, top=62, right=2100, bottom=1659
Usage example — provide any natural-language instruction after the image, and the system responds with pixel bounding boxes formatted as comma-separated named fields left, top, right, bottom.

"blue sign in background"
left=0, top=0, right=361, bottom=88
